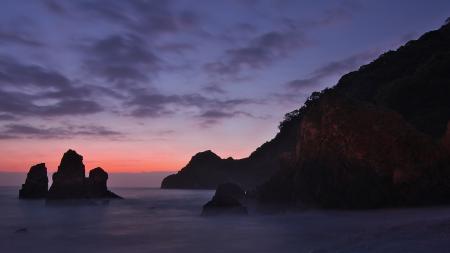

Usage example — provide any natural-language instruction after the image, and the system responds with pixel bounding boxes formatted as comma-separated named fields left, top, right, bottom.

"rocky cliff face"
left=257, top=22, right=450, bottom=208
left=19, top=163, right=48, bottom=199
left=258, top=97, right=450, bottom=208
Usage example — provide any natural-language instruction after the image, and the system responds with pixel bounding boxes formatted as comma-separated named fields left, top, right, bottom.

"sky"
left=0, top=0, right=449, bottom=173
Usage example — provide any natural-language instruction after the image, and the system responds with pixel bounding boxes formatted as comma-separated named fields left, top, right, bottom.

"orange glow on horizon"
left=0, top=120, right=274, bottom=174
left=0, top=142, right=255, bottom=173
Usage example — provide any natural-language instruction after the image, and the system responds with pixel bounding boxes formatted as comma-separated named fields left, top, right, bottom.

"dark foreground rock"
left=19, top=163, right=48, bottom=199
left=258, top=96, right=450, bottom=209
left=46, top=149, right=121, bottom=199
left=202, top=183, right=247, bottom=216
left=256, top=22, right=450, bottom=209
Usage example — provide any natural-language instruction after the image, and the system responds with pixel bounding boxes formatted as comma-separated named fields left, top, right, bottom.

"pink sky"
left=0, top=124, right=273, bottom=173
left=0, top=1, right=448, bottom=174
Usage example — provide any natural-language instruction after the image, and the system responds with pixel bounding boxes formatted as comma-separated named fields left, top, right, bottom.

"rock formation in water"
left=46, top=149, right=121, bottom=199
left=202, top=183, right=247, bottom=216
left=19, top=163, right=48, bottom=199
left=86, top=167, right=122, bottom=198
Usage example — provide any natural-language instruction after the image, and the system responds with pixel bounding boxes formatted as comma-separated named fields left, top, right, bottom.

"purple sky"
left=0, top=0, right=449, bottom=172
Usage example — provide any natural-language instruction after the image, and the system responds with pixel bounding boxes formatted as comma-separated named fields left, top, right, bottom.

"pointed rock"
left=19, top=163, right=48, bottom=199
left=47, top=149, right=86, bottom=199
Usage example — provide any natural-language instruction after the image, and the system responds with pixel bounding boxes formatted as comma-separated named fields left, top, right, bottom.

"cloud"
left=270, top=91, right=310, bottom=106
left=126, top=90, right=257, bottom=120
left=0, top=55, right=105, bottom=117
left=273, top=49, right=377, bottom=106
left=82, top=34, right=162, bottom=83
left=156, top=42, right=196, bottom=54
left=37, top=99, right=104, bottom=116
left=203, top=0, right=363, bottom=81
left=127, top=93, right=179, bottom=117
left=0, top=123, right=123, bottom=140
left=204, top=29, right=309, bottom=77
left=197, top=109, right=256, bottom=127
left=76, top=0, right=199, bottom=35
left=0, top=89, right=104, bottom=117
left=0, top=26, right=44, bottom=48
left=42, top=0, right=67, bottom=15
left=155, top=129, right=176, bottom=136
left=203, top=84, right=227, bottom=94
left=0, top=114, right=16, bottom=121
left=199, top=110, right=238, bottom=119
left=288, top=50, right=379, bottom=91
left=0, top=55, right=70, bottom=89
left=276, top=0, right=362, bottom=30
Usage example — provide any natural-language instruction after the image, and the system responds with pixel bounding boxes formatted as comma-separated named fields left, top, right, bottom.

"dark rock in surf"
left=202, top=183, right=247, bottom=216
left=19, top=163, right=48, bottom=199
left=88, top=167, right=108, bottom=193
left=86, top=167, right=122, bottom=199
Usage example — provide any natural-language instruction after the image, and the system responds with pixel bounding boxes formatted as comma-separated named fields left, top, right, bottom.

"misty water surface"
left=1, top=187, right=450, bottom=253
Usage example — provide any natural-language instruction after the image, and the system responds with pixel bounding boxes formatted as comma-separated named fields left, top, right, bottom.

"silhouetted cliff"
left=257, top=22, right=450, bottom=208
left=258, top=96, right=450, bottom=208
left=162, top=22, right=450, bottom=201
left=161, top=120, right=298, bottom=189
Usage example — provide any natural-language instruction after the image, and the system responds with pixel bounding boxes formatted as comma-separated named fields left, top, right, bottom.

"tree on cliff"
left=278, top=88, right=331, bottom=131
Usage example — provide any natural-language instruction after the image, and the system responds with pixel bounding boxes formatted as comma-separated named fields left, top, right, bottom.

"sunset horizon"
left=1, top=1, right=449, bottom=175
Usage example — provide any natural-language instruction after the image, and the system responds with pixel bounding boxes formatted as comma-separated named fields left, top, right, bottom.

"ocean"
left=1, top=186, right=450, bottom=253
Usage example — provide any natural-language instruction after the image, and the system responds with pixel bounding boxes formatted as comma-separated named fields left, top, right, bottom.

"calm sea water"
left=1, top=186, right=450, bottom=253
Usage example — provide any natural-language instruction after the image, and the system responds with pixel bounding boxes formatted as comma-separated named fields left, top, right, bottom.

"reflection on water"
left=1, top=186, right=450, bottom=253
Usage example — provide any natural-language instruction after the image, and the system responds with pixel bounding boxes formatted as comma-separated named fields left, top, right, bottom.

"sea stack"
left=47, top=149, right=85, bottom=199
left=46, top=149, right=121, bottom=199
left=19, top=163, right=48, bottom=199
left=86, top=167, right=122, bottom=198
